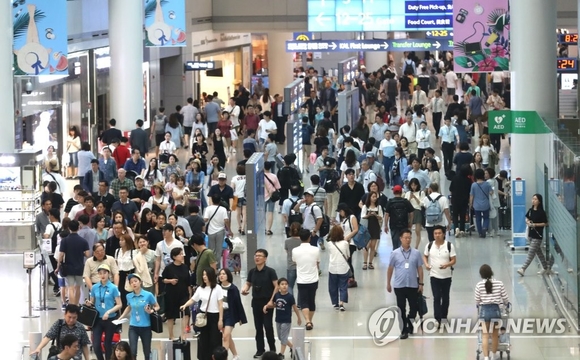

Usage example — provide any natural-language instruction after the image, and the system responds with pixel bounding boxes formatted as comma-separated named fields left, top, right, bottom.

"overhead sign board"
left=308, top=0, right=453, bottom=32
left=285, top=39, right=452, bottom=52
left=558, top=33, right=578, bottom=45
left=184, top=61, right=215, bottom=71
left=557, top=57, right=577, bottom=73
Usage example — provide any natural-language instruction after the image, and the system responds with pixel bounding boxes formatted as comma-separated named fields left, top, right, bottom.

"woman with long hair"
left=172, top=176, right=189, bottom=207
left=162, top=247, right=191, bottom=339
left=207, top=155, right=223, bottom=188
left=44, top=145, right=59, bottom=171
left=474, top=264, right=509, bottom=360
left=163, top=154, right=182, bottom=180
left=218, top=268, right=248, bottom=359
left=336, top=203, right=359, bottom=287
left=231, top=164, right=247, bottom=235
left=260, top=88, right=274, bottom=113
left=517, top=194, right=550, bottom=276
left=66, top=126, right=81, bottom=178
left=181, top=267, right=224, bottom=360
left=485, top=167, right=501, bottom=237
left=142, top=158, right=163, bottom=189
left=135, top=237, right=155, bottom=294
left=327, top=225, right=350, bottom=310
left=192, top=133, right=209, bottom=173
left=136, top=208, right=154, bottom=238
left=149, top=183, right=170, bottom=216
left=339, top=149, right=360, bottom=183
left=108, top=211, right=135, bottom=240
left=115, top=234, right=136, bottom=310
left=404, top=178, right=425, bottom=248
left=214, top=129, right=227, bottom=168
left=391, top=147, right=407, bottom=187
left=313, top=127, right=330, bottom=155
left=110, top=341, right=133, bottom=360
left=193, top=112, right=207, bottom=139
left=186, top=159, right=207, bottom=210
left=399, top=136, right=410, bottom=157
left=475, top=134, right=495, bottom=168
left=426, top=158, right=440, bottom=186
left=94, top=215, right=109, bottom=243
left=165, top=113, right=184, bottom=148
left=218, top=111, right=233, bottom=154
left=471, top=152, right=484, bottom=172
left=361, top=191, right=383, bottom=270
left=351, top=115, right=370, bottom=143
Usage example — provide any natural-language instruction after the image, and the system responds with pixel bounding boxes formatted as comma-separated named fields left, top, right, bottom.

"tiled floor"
left=4, top=115, right=580, bottom=360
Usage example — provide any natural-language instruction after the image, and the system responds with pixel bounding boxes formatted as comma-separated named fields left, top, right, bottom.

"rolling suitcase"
left=172, top=311, right=192, bottom=360
left=498, top=206, right=511, bottom=230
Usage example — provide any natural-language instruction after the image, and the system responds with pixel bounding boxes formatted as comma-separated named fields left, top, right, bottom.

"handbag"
left=150, top=311, right=163, bottom=333
left=331, top=241, right=353, bottom=278
left=230, top=237, right=246, bottom=254
left=265, top=174, right=281, bottom=202
left=47, top=320, right=63, bottom=358
left=77, top=305, right=98, bottom=328
left=195, top=287, right=214, bottom=328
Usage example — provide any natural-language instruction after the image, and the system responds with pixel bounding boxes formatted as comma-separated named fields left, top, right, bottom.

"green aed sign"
left=488, top=110, right=551, bottom=134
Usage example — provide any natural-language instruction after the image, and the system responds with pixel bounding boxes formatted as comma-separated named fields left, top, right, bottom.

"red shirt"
left=244, top=114, right=260, bottom=131
left=113, top=145, right=130, bottom=170
left=217, top=119, right=232, bottom=138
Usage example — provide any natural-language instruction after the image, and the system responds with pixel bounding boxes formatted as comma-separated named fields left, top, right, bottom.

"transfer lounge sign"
left=488, top=110, right=551, bottom=134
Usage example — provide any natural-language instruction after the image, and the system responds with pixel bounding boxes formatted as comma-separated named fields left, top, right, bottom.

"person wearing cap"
left=43, top=159, right=67, bottom=195
left=338, top=169, right=365, bottom=220
left=293, top=190, right=325, bottom=249
left=365, top=151, right=386, bottom=182
left=86, top=264, right=122, bottom=360
left=118, top=273, right=159, bottom=360
left=82, top=159, right=105, bottom=193
left=204, top=194, right=232, bottom=259
left=129, top=175, right=152, bottom=212
left=99, top=146, right=117, bottom=184
left=84, top=242, right=120, bottom=290
left=384, top=185, right=415, bottom=249
left=208, top=172, right=234, bottom=211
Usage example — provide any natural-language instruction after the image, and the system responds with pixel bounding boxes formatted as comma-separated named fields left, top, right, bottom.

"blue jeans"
left=129, top=326, right=152, bottom=360
left=328, top=272, right=349, bottom=305
left=382, top=156, right=395, bottom=185
left=92, top=317, right=117, bottom=360
left=287, top=269, right=297, bottom=296
left=474, top=209, right=490, bottom=236
left=392, top=175, right=404, bottom=187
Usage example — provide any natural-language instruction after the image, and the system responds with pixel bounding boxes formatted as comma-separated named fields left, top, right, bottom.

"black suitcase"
left=499, top=206, right=511, bottom=230
left=172, top=311, right=192, bottom=360
left=150, top=312, right=163, bottom=333
left=77, top=305, right=98, bottom=327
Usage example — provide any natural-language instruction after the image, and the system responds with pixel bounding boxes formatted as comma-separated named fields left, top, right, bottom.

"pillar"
left=109, top=0, right=144, bottom=132
left=1, top=1, right=15, bottom=153
left=267, top=32, right=295, bottom=95
left=510, top=0, right=557, bottom=202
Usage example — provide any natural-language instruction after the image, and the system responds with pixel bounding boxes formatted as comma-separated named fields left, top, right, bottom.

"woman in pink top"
left=263, top=161, right=281, bottom=235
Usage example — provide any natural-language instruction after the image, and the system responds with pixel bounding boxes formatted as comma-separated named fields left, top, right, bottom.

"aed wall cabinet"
left=0, top=150, right=43, bottom=253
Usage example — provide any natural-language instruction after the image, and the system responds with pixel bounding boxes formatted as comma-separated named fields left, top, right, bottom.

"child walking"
left=269, top=278, right=302, bottom=359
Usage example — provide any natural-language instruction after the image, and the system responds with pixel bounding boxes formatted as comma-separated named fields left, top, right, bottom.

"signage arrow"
left=426, top=31, right=432, bottom=36
left=382, top=42, right=389, bottom=49
left=330, top=42, right=337, bottom=50
left=285, top=39, right=452, bottom=52
left=433, top=41, right=441, bottom=49
left=316, top=12, right=329, bottom=27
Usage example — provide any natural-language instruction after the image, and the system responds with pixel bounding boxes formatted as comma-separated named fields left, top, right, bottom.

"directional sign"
left=308, top=0, right=453, bottom=32
left=425, top=30, right=453, bottom=38
left=286, top=39, right=452, bottom=53
left=184, top=61, right=215, bottom=71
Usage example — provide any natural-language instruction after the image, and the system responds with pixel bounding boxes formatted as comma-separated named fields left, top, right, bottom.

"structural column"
left=510, top=0, right=557, bottom=200
left=109, top=0, right=144, bottom=132
left=1, top=1, right=15, bottom=152
left=267, top=32, right=295, bottom=96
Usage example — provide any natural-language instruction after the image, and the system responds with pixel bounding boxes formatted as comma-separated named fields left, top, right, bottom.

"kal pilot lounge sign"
left=488, top=110, right=551, bottom=134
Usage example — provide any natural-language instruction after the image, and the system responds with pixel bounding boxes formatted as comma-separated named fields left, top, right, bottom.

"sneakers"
left=334, top=305, right=339, bottom=310
left=339, top=305, right=346, bottom=312
left=517, top=268, right=525, bottom=276
left=253, top=352, right=265, bottom=359
left=232, top=356, right=240, bottom=360
left=61, top=303, right=67, bottom=311
left=455, top=228, right=460, bottom=237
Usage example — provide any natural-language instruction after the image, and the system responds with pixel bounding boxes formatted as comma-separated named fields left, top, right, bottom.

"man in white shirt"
left=292, top=229, right=321, bottom=329
left=410, top=84, right=428, bottom=108
left=438, top=118, right=460, bottom=175
left=422, top=183, right=452, bottom=242
left=445, top=69, right=458, bottom=103
left=379, top=131, right=397, bottom=186
left=424, top=89, right=445, bottom=137
left=358, top=159, right=377, bottom=191
left=294, top=190, right=324, bottom=249
left=491, top=71, right=505, bottom=94
left=225, top=97, right=241, bottom=129
left=257, top=111, right=277, bottom=149
left=398, top=115, right=419, bottom=156
left=422, top=225, right=456, bottom=326
left=180, top=97, right=197, bottom=149
left=407, top=157, right=431, bottom=190
left=159, top=132, right=177, bottom=157
left=203, top=194, right=231, bottom=264
left=153, top=223, right=185, bottom=285
left=370, top=115, right=388, bottom=148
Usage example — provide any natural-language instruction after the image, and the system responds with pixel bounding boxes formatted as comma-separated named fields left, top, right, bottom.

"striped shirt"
left=474, top=279, right=509, bottom=305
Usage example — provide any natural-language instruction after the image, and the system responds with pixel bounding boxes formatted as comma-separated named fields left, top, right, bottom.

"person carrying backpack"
left=422, top=183, right=452, bottom=242
left=43, top=208, right=62, bottom=296
left=277, top=155, right=303, bottom=205
left=383, top=185, right=415, bottom=249
left=282, top=185, right=303, bottom=237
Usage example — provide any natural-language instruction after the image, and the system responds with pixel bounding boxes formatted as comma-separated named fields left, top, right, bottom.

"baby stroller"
left=476, top=303, right=511, bottom=360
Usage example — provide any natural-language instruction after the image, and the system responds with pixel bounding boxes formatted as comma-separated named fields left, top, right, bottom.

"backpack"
left=427, top=240, right=454, bottom=271
left=388, top=198, right=411, bottom=229
left=154, top=115, right=167, bottom=134
left=367, top=88, right=378, bottom=104
left=49, top=223, right=62, bottom=255
left=425, top=195, right=444, bottom=223
left=404, top=59, right=414, bottom=74
left=323, top=170, right=340, bottom=193
left=311, top=204, right=330, bottom=238
left=287, top=198, right=303, bottom=226
left=372, top=171, right=385, bottom=192
left=277, top=166, right=301, bottom=189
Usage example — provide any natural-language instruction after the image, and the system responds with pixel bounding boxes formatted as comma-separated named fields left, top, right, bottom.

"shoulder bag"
left=47, top=320, right=63, bottom=358
left=331, top=241, right=353, bottom=278
left=265, top=174, right=281, bottom=202
left=476, top=182, right=496, bottom=218
left=195, top=287, right=214, bottom=327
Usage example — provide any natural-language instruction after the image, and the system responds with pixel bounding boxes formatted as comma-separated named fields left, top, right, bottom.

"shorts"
left=412, top=209, right=423, bottom=225
left=479, top=304, right=501, bottom=323
left=58, top=277, right=68, bottom=288
left=184, top=126, right=193, bottom=136
left=399, top=91, right=409, bottom=101
left=265, top=198, right=276, bottom=213
left=155, top=133, right=165, bottom=147
left=69, top=152, right=79, bottom=167
left=207, top=122, right=218, bottom=136
left=223, top=309, right=236, bottom=327
left=447, top=88, right=456, bottom=96
left=237, top=197, right=247, bottom=206
left=297, top=282, right=318, bottom=311
left=276, top=322, right=291, bottom=345
left=66, top=275, right=84, bottom=287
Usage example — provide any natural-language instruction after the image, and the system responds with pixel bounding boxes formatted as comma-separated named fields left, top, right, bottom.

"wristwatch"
left=419, top=283, right=424, bottom=286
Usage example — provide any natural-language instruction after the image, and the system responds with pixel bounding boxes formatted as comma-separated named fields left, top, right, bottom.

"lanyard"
left=99, top=284, right=107, bottom=306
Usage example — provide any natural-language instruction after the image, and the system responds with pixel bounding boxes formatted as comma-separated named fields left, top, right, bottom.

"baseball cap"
left=97, top=264, right=111, bottom=272
left=304, top=190, right=315, bottom=196
left=393, top=185, right=403, bottom=194
left=366, top=152, right=375, bottom=158
left=218, top=172, right=227, bottom=179
left=135, top=175, right=144, bottom=181
left=127, top=273, right=141, bottom=282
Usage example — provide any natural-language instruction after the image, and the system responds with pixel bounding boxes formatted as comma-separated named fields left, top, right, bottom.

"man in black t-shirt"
left=129, top=176, right=152, bottom=211
left=207, top=173, right=234, bottom=210
left=146, top=213, right=166, bottom=251
left=185, top=205, right=205, bottom=235
left=384, top=185, right=415, bottom=250
left=241, top=249, right=278, bottom=358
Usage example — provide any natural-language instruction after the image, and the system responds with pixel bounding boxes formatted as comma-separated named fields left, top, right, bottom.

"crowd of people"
left=30, top=51, right=554, bottom=360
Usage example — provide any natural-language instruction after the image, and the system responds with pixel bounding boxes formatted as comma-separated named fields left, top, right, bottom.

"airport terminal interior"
left=1, top=0, right=580, bottom=360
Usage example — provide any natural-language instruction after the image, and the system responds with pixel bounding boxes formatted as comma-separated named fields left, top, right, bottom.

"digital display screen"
left=558, top=33, right=578, bottom=45
left=308, top=0, right=453, bottom=32
left=284, top=78, right=305, bottom=114
left=557, top=58, right=577, bottom=73
left=338, top=57, right=359, bottom=85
